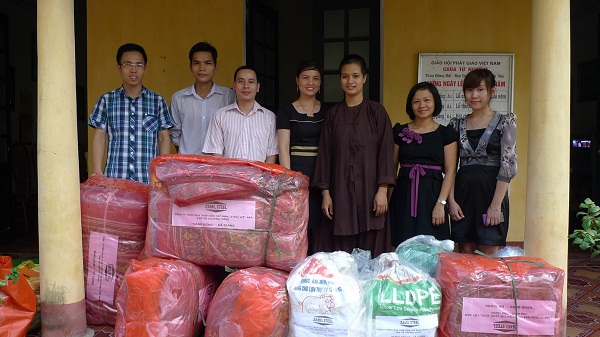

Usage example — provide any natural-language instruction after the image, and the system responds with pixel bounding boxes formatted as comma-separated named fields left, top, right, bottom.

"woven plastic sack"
left=435, top=252, right=565, bottom=337
left=114, top=257, right=219, bottom=337
left=145, top=154, right=309, bottom=271
left=205, top=266, right=289, bottom=337
left=361, top=252, right=441, bottom=337
left=81, top=174, right=150, bottom=325
left=287, top=251, right=367, bottom=337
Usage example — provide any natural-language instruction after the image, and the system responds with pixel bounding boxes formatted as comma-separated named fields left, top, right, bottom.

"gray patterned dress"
left=448, top=112, right=517, bottom=246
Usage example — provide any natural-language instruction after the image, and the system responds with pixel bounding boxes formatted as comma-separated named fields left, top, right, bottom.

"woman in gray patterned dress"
left=448, top=69, right=517, bottom=256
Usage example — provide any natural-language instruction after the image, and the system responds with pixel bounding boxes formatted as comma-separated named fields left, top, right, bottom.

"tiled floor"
left=2, top=227, right=600, bottom=336
left=567, top=247, right=600, bottom=336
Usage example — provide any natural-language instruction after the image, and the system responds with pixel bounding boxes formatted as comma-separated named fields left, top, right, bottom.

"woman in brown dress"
left=312, top=54, right=395, bottom=258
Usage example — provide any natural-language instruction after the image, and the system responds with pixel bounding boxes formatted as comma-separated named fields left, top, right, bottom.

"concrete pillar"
left=37, top=0, right=89, bottom=335
left=524, top=0, right=570, bottom=308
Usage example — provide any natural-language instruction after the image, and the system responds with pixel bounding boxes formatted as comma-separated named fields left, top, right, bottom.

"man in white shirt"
left=170, top=42, right=235, bottom=154
left=202, top=66, right=278, bottom=163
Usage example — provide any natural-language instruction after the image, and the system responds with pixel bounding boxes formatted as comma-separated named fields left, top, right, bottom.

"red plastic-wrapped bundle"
left=435, top=252, right=565, bottom=337
left=81, top=173, right=150, bottom=325
left=0, top=256, right=37, bottom=337
left=144, top=155, right=309, bottom=271
left=114, top=257, right=219, bottom=337
left=205, top=266, right=289, bottom=337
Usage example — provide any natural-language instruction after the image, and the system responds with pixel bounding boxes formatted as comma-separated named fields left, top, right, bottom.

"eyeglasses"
left=120, top=63, right=145, bottom=69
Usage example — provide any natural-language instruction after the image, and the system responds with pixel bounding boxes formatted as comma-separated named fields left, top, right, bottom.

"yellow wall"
left=383, top=0, right=532, bottom=242
left=86, top=0, right=244, bottom=167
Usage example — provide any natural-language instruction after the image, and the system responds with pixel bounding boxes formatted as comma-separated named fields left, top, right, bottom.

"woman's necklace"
left=469, top=112, right=494, bottom=130
left=298, top=100, right=317, bottom=117
left=410, top=121, right=437, bottom=133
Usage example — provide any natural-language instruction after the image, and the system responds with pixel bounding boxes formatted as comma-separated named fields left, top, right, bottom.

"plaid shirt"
left=88, top=86, right=174, bottom=183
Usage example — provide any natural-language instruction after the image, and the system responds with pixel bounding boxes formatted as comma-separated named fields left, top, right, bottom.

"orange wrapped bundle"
left=81, top=174, right=150, bottom=325
left=435, top=252, right=565, bottom=337
left=114, top=257, right=220, bottom=337
left=205, top=266, right=289, bottom=337
left=145, top=155, right=309, bottom=271
left=0, top=256, right=37, bottom=337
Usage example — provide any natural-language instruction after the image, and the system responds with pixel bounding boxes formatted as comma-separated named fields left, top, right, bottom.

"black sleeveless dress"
left=276, top=103, right=325, bottom=230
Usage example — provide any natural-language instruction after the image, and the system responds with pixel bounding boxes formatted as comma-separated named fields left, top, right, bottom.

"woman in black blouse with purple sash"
left=389, top=82, right=458, bottom=247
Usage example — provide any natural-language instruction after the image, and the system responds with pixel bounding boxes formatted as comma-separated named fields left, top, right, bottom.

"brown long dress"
left=312, top=99, right=395, bottom=257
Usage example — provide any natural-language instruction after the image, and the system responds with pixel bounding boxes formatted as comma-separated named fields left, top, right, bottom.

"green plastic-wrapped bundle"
left=363, top=252, right=441, bottom=337
left=395, top=235, right=454, bottom=276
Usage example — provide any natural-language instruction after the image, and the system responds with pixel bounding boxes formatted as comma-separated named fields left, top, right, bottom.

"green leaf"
left=0, top=267, right=20, bottom=289
left=584, top=232, right=595, bottom=240
left=591, top=250, right=600, bottom=259
left=583, top=218, right=592, bottom=230
left=573, top=198, right=600, bottom=253
left=6, top=267, right=19, bottom=283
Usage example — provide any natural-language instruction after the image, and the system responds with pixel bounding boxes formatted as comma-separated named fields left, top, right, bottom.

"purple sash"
left=401, top=163, right=442, bottom=217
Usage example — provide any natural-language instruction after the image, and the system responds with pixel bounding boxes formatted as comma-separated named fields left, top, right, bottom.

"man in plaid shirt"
left=88, top=43, right=174, bottom=184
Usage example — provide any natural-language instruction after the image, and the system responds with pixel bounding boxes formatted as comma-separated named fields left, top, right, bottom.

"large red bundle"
left=145, top=155, right=309, bottom=271
left=435, top=252, right=565, bottom=337
left=0, top=256, right=37, bottom=337
left=114, top=257, right=219, bottom=337
left=81, top=174, right=150, bottom=325
left=205, top=266, right=289, bottom=337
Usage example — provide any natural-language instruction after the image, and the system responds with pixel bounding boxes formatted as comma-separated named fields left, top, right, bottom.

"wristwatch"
left=437, top=199, right=447, bottom=205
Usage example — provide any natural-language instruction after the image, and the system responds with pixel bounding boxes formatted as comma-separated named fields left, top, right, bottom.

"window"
left=314, top=0, right=380, bottom=104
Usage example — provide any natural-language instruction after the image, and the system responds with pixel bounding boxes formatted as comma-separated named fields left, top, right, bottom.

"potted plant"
left=569, top=198, right=600, bottom=258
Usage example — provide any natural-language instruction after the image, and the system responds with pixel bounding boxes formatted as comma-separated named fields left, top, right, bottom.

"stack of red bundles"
left=81, top=174, right=150, bottom=325
left=145, top=155, right=309, bottom=271
left=435, top=252, right=565, bottom=337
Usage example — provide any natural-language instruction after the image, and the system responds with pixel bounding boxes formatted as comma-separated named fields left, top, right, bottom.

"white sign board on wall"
left=418, top=53, right=514, bottom=125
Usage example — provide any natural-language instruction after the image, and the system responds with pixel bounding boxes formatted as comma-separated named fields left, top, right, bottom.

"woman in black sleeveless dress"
left=277, top=60, right=325, bottom=254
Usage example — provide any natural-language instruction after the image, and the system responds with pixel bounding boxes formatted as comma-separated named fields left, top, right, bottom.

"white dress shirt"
left=169, top=83, right=235, bottom=154
left=202, top=101, right=279, bottom=162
